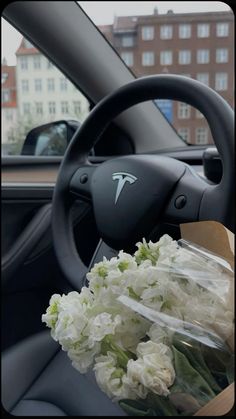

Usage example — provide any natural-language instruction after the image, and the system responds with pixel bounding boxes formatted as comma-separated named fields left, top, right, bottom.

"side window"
left=95, top=6, right=233, bottom=147
left=1, top=19, right=90, bottom=156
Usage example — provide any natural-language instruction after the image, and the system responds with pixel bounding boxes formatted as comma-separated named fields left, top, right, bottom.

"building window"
left=216, top=22, right=229, bottom=37
left=47, top=78, right=55, bottom=91
left=178, top=128, right=190, bottom=143
left=5, top=109, right=13, bottom=121
left=178, top=102, right=191, bottom=119
left=49, top=101, right=56, bottom=114
left=215, top=73, right=228, bottom=91
left=195, top=127, right=208, bottom=144
left=74, top=101, right=81, bottom=115
left=142, top=51, right=154, bottom=66
left=197, top=23, right=210, bottom=38
left=142, top=26, right=154, bottom=40
left=33, top=56, right=41, bottom=69
left=20, top=56, right=28, bottom=70
left=197, top=49, right=209, bottom=64
left=179, top=50, right=191, bottom=65
left=21, top=79, right=29, bottom=92
left=196, top=73, right=209, bottom=86
left=2, top=90, right=10, bottom=103
left=216, top=48, right=228, bottom=63
left=60, top=78, right=68, bottom=91
left=35, top=102, right=43, bottom=115
left=179, top=24, right=191, bottom=39
left=160, top=25, right=173, bottom=39
left=121, top=35, right=134, bottom=47
left=61, top=101, right=69, bottom=114
left=35, top=79, right=42, bottom=92
left=121, top=52, right=133, bottom=67
left=196, top=110, right=204, bottom=119
left=160, top=51, right=172, bottom=66
left=2, top=73, right=8, bottom=84
left=23, top=103, right=31, bottom=115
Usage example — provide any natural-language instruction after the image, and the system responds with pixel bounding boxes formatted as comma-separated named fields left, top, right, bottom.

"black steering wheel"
left=52, top=75, right=234, bottom=289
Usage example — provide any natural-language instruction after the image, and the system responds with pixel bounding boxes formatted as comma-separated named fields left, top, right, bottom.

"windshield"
left=79, top=1, right=234, bottom=146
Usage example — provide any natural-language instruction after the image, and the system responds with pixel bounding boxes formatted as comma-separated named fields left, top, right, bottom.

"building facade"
left=1, top=60, right=18, bottom=151
left=15, top=38, right=89, bottom=126
left=100, top=10, right=234, bottom=145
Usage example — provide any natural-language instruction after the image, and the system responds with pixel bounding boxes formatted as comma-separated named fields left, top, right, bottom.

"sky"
left=1, top=1, right=232, bottom=65
left=79, top=1, right=232, bottom=24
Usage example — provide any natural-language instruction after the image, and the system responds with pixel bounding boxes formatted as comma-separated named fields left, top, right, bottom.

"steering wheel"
left=52, top=75, right=234, bottom=289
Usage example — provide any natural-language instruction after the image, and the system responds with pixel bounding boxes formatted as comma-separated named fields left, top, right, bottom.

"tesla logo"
left=112, top=172, right=137, bottom=204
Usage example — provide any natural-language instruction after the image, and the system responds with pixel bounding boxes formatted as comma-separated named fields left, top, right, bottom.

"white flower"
left=42, top=232, right=233, bottom=404
left=94, top=352, right=143, bottom=401
left=87, top=312, right=122, bottom=344
left=114, top=309, right=150, bottom=351
left=86, top=256, right=121, bottom=283
left=52, top=309, right=88, bottom=351
left=147, top=324, right=172, bottom=345
left=68, top=341, right=101, bottom=373
left=117, top=250, right=138, bottom=272
left=43, top=289, right=95, bottom=352
left=41, top=293, right=61, bottom=329
left=135, top=235, right=176, bottom=266
left=126, top=341, right=175, bottom=397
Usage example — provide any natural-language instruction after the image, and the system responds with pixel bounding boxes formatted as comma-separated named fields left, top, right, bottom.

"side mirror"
left=21, top=120, right=79, bottom=156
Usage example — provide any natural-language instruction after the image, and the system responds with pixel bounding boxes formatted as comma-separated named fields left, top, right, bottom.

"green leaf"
left=119, top=399, right=156, bottom=416
left=172, top=346, right=216, bottom=406
left=172, top=334, right=221, bottom=393
left=101, top=335, right=135, bottom=369
left=211, top=371, right=229, bottom=389
left=202, top=344, right=232, bottom=373
left=146, top=393, right=179, bottom=416
left=226, top=354, right=235, bottom=385
left=169, top=392, right=201, bottom=416
left=201, top=344, right=233, bottom=389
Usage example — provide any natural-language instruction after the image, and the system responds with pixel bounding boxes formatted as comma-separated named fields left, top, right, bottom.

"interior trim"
left=2, top=182, right=55, bottom=188
left=2, top=184, right=54, bottom=200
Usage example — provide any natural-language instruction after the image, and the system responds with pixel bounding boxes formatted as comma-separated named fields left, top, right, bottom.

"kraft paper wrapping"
left=180, top=221, right=234, bottom=416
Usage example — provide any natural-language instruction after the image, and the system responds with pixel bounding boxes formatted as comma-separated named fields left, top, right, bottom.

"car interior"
left=1, top=1, right=234, bottom=416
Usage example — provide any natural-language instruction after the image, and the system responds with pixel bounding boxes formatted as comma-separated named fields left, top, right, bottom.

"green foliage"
left=6, top=113, right=44, bottom=155
left=171, top=346, right=216, bottom=405
left=172, top=333, right=221, bottom=393
left=119, top=399, right=156, bottom=416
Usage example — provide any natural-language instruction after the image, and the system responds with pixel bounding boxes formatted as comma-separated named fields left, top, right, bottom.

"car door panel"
left=1, top=159, right=100, bottom=351
left=2, top=203, right=52, bottom=283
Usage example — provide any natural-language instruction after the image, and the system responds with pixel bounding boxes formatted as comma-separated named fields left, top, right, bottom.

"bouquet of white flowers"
left=42, top=233, right=234, bottom=416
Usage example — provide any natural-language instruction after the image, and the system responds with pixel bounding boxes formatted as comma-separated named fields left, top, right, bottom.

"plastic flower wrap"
left=42, top=234, right=234, bottom=416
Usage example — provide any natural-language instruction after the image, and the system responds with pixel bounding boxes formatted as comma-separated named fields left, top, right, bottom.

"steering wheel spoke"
left=69, top=165, right=97, bottom=202
left=164, top=165, right=208, bottom=224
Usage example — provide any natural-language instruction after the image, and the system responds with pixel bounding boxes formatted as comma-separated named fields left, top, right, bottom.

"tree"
left=6, top=112, right=44, bottom=155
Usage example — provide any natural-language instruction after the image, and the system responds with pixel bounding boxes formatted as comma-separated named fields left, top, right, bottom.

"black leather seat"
left=2, top=330, right=127, bottom=416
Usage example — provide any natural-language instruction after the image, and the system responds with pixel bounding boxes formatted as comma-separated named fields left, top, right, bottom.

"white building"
left=15, top=38, right=89, bottom=125
left=1, top=59, right=18, bottom=152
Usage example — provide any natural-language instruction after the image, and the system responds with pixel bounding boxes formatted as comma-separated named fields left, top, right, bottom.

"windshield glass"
left=79, top=1, right=234, bottom=146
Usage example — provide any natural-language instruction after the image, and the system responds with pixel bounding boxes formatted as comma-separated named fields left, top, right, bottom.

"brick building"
left=1, top=59, right=18, bottom=152
left=99, top=10, right=234, bottom=145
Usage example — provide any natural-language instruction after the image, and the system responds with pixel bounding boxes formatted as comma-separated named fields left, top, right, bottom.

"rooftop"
left=109, top=10, right=234, bottom=32
left=15, top=37, right=40, bottom=56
